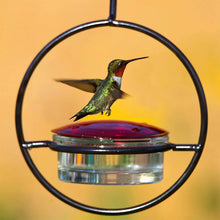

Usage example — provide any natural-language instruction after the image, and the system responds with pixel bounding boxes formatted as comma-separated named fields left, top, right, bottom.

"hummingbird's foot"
left=105, top=109, right=111, bottom=116
left=101, top=111, right=104, bottom=115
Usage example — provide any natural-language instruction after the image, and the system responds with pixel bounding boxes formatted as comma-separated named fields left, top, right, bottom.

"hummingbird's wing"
left=112, top=83, right=129, bottom=99
left=55, top=79, right=103, bottom=93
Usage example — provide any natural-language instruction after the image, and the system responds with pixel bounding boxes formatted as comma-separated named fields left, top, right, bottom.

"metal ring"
left=15, top=19, right=208, bottom=215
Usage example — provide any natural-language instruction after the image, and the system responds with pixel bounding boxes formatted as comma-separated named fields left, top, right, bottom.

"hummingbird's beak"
left=125, top=56, right=149, bottom=64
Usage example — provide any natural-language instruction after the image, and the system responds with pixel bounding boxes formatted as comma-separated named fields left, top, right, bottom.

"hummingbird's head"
left=108, top=56, right=148, bottom=78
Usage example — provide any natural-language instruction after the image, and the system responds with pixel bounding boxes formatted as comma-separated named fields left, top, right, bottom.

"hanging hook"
left=108, top=0, right=117, bottom=21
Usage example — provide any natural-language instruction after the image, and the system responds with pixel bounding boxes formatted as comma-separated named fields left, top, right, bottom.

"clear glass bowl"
left=52, top=120, right=169, bottom=185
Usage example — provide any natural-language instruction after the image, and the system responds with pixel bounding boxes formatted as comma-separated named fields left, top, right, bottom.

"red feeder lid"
left=52, top=120, right=168, bottom=139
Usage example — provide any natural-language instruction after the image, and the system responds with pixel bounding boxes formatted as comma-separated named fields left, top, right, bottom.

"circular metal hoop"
left=15, top=19, right=208, bottom=215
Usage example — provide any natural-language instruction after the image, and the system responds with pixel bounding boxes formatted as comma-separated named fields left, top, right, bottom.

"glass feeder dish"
left=52, top=120, right=169, bottom=185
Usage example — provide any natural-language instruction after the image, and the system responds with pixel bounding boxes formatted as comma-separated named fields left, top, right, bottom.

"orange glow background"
left=1, top=0, right=220, bottom=219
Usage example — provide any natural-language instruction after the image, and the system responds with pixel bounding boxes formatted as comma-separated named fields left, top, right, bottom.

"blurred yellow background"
left=1, top=0, right=220, bottom=219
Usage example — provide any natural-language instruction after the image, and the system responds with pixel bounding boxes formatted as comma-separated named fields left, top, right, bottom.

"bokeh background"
left=1, top=0, right=220, bottom=219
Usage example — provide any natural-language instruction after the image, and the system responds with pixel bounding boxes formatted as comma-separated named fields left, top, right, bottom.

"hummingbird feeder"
left=15, top=0, right=207, bottom=215
left=52, top=120, right=168, bottom=185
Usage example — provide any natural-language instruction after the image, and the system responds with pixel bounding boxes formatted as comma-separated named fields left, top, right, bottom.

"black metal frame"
left=15, top=0, right=208, bottom=215
left=49, top=142, right=202, bottom=154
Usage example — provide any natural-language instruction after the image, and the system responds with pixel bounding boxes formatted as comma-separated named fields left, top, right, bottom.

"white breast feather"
left=112, top=75, right=122, bottom=87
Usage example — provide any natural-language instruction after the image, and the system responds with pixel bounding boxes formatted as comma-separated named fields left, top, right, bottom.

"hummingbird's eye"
left=118, top=61, right=123, bottom=67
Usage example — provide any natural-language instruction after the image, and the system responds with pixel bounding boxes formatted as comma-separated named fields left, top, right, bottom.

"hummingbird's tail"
left=70, top=112, right=89, bottom=122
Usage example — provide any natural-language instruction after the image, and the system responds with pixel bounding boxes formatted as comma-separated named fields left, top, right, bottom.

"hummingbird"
left=56, top=56, right=148, bottom=121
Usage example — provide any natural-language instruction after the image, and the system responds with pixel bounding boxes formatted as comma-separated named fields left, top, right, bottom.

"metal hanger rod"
left=108, top=0, right=117, bottom=20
